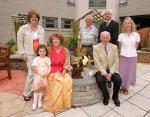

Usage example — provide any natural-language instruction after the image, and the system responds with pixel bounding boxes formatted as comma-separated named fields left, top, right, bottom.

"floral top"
left=32, top=56, right=51, bottom=76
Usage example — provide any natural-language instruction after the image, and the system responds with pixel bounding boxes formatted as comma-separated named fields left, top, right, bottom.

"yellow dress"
left=43, top=72, right=72, bottom=112
left=43, top=47, right=72, bottom=112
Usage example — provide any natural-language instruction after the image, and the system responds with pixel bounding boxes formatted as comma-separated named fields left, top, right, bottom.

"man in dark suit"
left=98, top=9, right=119, bottom=44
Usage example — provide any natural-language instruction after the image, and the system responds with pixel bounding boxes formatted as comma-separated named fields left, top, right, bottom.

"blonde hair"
left=122, top=17, right=136, bottom=33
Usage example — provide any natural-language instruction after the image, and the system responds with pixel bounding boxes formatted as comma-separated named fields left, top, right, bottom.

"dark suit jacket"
left=98, top=20, right=119, bottom=44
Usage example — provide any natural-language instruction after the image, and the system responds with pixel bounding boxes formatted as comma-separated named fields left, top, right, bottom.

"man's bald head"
left=104, top=9, right=112, bottom=21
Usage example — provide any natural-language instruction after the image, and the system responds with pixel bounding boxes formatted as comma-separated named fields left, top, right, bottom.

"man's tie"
left=106, top=21, right=109, bottom=27
left=104, top=45, right=108, bottom=56
left=104, top=45, right=112, bottom=88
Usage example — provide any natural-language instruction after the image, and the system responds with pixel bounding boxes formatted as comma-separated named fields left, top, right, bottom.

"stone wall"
left=137, top=51, right=150, bottom=64
left=72, top=78, right=102, bottom=107
left=10, top=54, right=27, bottom=71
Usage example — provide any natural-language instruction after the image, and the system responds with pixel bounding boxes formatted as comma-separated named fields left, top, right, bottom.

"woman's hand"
left=32, top=66, right=38, bottom=73
left=62, top=69, right=67, bottom=76
left=22, top=53, right=28, bottom=62
left=42, top=73, right=49, bottom=78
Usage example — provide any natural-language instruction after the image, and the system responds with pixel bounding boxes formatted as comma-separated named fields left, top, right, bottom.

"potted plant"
left=71, top=48, right=94, bottom=79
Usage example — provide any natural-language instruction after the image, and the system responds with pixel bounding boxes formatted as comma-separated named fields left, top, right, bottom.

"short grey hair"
left=85, top=15, right=93, bottom=21
left=100, top=31, right=111, bottom=41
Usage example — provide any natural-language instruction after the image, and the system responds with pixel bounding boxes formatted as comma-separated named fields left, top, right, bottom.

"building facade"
left=75, top=0, right=119, bottom=28
left=119, top=0, right=150, bottom=29
left=0, top=0, right=76, bottom=44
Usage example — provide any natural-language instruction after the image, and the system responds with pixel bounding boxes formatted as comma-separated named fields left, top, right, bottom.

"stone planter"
left=72, top=77, right=102, bottom=107
left=72, top=67, right=102, bottom=107
left=137, top=50, right=150, bottom=64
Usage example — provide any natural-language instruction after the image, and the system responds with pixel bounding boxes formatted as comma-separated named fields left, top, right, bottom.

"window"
left=119, top=0, right=127, bottom=5
left=61, top=18, right=74, bottom=29
left=67, top=0, right=75, bottom=5
left=42, top=17, right=58, bottom=28
left=89, top=0, right=106, bottom=8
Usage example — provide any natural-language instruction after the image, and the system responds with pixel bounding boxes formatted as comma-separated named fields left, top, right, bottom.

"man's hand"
left=107, top=73, right=112, bottom=79
left=104, top=73, right=111, bottom=81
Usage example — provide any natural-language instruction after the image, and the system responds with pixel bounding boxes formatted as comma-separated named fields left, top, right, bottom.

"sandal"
left=23, top=96, right=30, bottom=101
left=124, top=89, right=129, bottom=95
left=120, top=87, right=125, bottom=94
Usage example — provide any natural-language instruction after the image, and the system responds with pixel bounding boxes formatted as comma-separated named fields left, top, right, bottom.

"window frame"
left=67, top=0, right=75, bottom=5
left=89, top=0, right=106, bottom=9
left=119, top=0, right=128, bottom=6
left=42, top=16, right=58, bottom=29
left=61, top=18, right=74, bottom=29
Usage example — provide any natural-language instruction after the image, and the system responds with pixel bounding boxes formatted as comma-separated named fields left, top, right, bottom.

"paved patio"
left=0, top=63, right=150, bottom=117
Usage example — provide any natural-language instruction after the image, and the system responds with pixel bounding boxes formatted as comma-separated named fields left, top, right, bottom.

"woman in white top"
left=118, top=17, right=140, bottom=95
left=17, top=10, right=46, bottom=101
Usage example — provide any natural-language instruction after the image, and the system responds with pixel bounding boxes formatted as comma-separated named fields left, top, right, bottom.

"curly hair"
left=49, top=33, right=64, bottom=45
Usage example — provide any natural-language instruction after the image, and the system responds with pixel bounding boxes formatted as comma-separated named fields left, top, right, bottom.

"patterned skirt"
left=32, top=75, right=47, bottom=91
left=43, top=72, right=72, bottom=112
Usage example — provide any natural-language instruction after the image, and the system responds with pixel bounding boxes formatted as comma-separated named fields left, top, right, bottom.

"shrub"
left=6, top=39, right=18, bottom=54
left=64, top=34, right=78, bottom=49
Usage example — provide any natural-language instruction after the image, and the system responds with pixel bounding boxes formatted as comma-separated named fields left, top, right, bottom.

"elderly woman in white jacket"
left=17, top=10, right=46, bottom=101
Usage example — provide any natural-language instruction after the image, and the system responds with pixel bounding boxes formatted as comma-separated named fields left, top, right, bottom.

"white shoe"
left=32, top=92, right=38, bottom=111
left=32, top=103, right=37, bottom=111
left=38, top=100, right=42, bottom=108
left=38, top=93, right=43, bottom=108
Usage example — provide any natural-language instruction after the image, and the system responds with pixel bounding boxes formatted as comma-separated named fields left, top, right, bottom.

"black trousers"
left=94, top=71, right=122, bottom=99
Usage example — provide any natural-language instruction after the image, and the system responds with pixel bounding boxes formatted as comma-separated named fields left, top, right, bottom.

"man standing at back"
left=78, top=15, right=98, bottom=58
left=98, top=9, right=119, bottom=44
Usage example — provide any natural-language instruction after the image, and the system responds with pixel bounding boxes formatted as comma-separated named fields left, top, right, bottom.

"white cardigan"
left=17, top=24, right=46, bottom=55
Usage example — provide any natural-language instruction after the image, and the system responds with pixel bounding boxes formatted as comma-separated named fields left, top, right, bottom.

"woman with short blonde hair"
left=122, top=17, right=136, bottom=33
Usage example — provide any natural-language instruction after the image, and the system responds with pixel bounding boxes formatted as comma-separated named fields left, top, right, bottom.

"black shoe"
left=103, top=98, right=109, bottom=105
left=107, top=81, right=112, bottom=88
left=112, top=97, right=120, bottom=107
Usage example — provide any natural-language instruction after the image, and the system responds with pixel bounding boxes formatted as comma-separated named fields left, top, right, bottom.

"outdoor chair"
left=0, top=44, right=12, bottom=80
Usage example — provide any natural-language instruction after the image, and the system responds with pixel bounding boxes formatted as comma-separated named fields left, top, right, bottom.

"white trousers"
left=23, top=54, right=35, bottom=97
